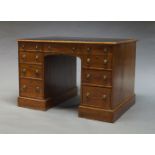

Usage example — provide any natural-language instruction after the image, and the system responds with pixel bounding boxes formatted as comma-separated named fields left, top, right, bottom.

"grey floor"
left=0, top=21, right=155, bottom=133
left=0, top=87, right=155, bottom=133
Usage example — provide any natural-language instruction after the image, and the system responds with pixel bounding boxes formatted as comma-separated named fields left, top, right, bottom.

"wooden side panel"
left=112, top=42, right=136, bottom=108
left=83, top=54, right=112, bottom=69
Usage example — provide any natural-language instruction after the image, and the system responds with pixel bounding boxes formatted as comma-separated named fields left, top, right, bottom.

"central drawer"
left=82, top=86, right=111, bottom=109
left=82, top=69, right=112, bottom=86
left=43, top=43, right=82, bottom=55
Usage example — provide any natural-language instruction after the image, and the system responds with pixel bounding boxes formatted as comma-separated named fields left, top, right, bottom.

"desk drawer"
left=82, top=69, right=112, bottom=86
left=82, top=86, right=111, bottom=108
left=83, top=54, right=112, bottom=69
left=19, top=42, right=42, bottom=52
left=19, top=52, right=43, bottom=64
left=19, top=64, right=43, bottom=79
left=84, top=45, right=112, bottom=55
left=43, top=43, right=85, bottom=56
left=20, top=79, right=44, bottom=99
left=44, top=43, right=74, bottom=54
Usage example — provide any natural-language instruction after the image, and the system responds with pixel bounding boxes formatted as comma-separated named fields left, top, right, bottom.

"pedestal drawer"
left=19, top=79, right=44, bottom=99
left=19, top=42, right=42, bottom=51
left=82, top=69, right=112, bottom=86
left=82, top=86, right=111, bottom=109
left=19, top=52, right=43, bottom=64
left=83, top=54, right=112, bottom=69
left=19, top=64, right=43, bottom=79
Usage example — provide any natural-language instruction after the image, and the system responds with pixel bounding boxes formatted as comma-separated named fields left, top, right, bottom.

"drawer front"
left=20, top=79, right=44, bottom=99
left=43, top=44, right=112, bottom=56
left=19, top=42, right=42, bottom=51
left=19, top=52, right=43, bottom=64
left=83, top=54, right=112, bottom=69
left=82, top=86, right=111, bottom=108
left=43, top=43, right=79, bottom=55
left=82, top=69, right=112, bottom=86
left=19, top=64, right=43, bottom=79
left=43, top=43, right=87, bottom=58
left=84, top=45, right=112, bottom=55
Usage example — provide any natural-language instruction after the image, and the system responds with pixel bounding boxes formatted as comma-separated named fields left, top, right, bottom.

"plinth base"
left=79, top=95, right=135, bottom=123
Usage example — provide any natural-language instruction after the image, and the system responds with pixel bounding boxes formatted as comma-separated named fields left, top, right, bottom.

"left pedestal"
left=18, top=41, right=47, bottom=110
left=18, top=41, right=77, bottom=111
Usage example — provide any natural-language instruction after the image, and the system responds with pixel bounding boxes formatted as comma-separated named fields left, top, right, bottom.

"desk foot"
left=79, top=95, right=135, bottom=123
left=18, top=87, right=78, bottom=111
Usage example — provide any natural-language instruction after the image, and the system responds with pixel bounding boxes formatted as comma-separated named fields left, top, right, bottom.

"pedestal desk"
left=17, top=37, right=136, bottom=123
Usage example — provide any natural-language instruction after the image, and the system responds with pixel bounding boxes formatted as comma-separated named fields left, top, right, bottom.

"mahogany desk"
left=17, top=37, right=136, bottom=122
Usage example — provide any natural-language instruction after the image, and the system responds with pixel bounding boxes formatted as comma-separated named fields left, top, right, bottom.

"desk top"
left=18, top=36, right=137, bottom=45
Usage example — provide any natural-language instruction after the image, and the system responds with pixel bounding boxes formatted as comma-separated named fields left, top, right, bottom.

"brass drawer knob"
left=22, top=54, right=26, bottom=59
left=87, top=47, right=91, bottom=52
left=35, top=45, right=38, bottom=49
left=22, top=44, right=25, bottom=49
left=103, top=75, right=107, bottom=80
left=48, top=45, right=51, bottom=49
left=86, top=73, right=91, bottom=79
left=22, top=68, right=26, bottom=73
left=35, top=55, right=39, bottom=60
left=104, top=48, right=107, bottom=52
left=35, top=86, right=40, bottom=92
left=103, top=59, right=108, bottom=64
left=102, top=94, right=107, bottom=100
left=72, top=47, right=76, bottom=51
left=86, top=92, right=90, bottom=97
left=21, top=85, right=27, bottom=91
left=35, top=69, right=39, bottom=74
left=87, top=58, right=91, bottom=63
